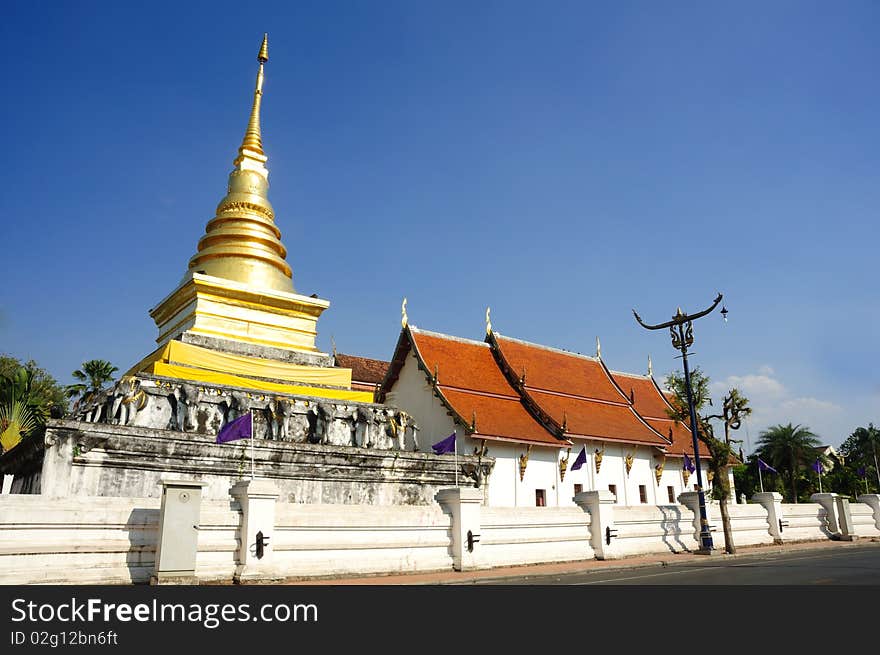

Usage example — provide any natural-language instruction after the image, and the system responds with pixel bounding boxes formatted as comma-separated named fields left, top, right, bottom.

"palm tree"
left=0, top=366, right=46, bottom=453
left=66, top=359, right=118, bottom=404
left=755, top=423, right=822, bottom=502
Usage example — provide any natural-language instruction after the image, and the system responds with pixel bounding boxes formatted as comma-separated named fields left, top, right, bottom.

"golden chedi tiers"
left=187, top=34, right=293, bottom=294
left=142, top=35, right=369, bottom=401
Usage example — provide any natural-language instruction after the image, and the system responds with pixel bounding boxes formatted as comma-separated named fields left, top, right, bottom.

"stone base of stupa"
left=1, top=419, right=492, bottom=504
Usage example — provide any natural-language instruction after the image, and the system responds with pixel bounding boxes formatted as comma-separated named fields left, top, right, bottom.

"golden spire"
left=235, top=33, right=269, bottom=174
left=186, top=34, right=296, bottom=294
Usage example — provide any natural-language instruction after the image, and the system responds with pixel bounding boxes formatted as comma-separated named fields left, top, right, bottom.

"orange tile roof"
left=610, top=372, right=675, bottom=419
left=383, top=327, right=567, bottom=447
left=609, top=371, right=708, bottom=458
left=492, top=334, right=669, bottom=447
left=334, top=353, right=389, bottom=385
left=493, top=336, right=629, bottom=403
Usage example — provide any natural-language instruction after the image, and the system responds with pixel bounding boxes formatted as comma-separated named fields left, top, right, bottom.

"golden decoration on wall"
left=682, top=468, right=691, bottom=487
left=559, top=448, right=571, bottom=482
left=624, top=452, right=634, bottom=476
left=707, top=470, right=715, bottom=482
left=594, top=444, right=605, bottom=474
left=654, top=455, right=665, bottom=485
left=519, top=445, right=532, bottom=482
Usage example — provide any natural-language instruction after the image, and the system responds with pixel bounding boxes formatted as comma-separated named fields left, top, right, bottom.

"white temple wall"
left=0, top=490, right=868, bottom=583
left=383, top=350, right=458, bottom=451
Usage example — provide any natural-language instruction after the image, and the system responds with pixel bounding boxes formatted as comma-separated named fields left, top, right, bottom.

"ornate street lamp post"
left=632, top=293, right=724, bottom=554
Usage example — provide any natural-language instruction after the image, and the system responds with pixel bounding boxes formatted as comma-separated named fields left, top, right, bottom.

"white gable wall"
left=384, top=350, right=458, bottom=452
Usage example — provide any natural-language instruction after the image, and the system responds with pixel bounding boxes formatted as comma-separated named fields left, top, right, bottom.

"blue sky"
left=1, top=1, right=877, bottom=448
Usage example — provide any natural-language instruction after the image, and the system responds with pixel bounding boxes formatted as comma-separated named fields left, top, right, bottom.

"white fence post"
left=436, top=487, right=483, bottom=571
left=574, top=490, right=617, bottom=560
left=752, top=492, right=784, bottom=543
left=810, top=493, right=840, bottom=537
left=857, top=494, right=880, bottom=531
left=678, top=491, right=715, bottom=550
left=834, top=497, right=856, bottom=541
left=230, top=479, right=280, bottom=583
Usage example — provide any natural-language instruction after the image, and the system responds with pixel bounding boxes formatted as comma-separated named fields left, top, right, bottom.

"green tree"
left=0, top=355, right=67, bottom=416
left=839, top=424, right=880, bottom=493
left=665, top=367, right=751, bottom=554
left=0, top=366, right=49, bottom=453
left=755, top=423, right=823, bottom=503
left=66, top=359, right=118, bottom=404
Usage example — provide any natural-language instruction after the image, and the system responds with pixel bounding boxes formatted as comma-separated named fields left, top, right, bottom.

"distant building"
left=332, top=353, right=389, bottom=399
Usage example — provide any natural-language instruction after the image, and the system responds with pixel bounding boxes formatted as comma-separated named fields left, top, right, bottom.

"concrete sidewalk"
left=284, top=538, right=878, bottom=585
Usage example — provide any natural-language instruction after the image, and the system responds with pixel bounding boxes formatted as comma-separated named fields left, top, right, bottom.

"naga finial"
left=401, top=297, right=408, bottom=328
left=596, top=336, right=602, bottom=359
left=485, top=306, right=492, bottom=335
left=647, top=355, right=653, bottom=377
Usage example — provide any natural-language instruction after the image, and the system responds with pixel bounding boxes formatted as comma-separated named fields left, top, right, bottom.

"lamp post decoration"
left=633, top=292, right=724, bottom=554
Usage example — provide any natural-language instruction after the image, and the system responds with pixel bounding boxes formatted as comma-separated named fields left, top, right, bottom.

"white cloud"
left=779, top=397, right=842, bottom=414
left=710, top=366, right=844, bottom=448
left=711, top=372, right=785, bottom=399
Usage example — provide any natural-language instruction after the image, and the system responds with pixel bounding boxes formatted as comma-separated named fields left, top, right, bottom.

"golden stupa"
left=132, top=35, right=370, bottom=402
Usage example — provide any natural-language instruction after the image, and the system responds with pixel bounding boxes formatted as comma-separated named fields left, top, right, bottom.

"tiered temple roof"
left=609, top=370, right=702, bottom=458
left=382, top=327, right=569, bottom=447
left=380, top=323, right=713, bottom=456
left=490, top=334, right=670, bottom=447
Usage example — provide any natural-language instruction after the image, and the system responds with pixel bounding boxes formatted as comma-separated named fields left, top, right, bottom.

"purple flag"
left=216, top=413, right=252, bottom=444
left=812, top=459, right=823, bottom=474
left=758, top=458, right=778, bottom=474
left=570, top=447, right=587, bottom=471
left=857, top=466, right=867, bottom=479
left=431, top=433, right=456, bottom=455
left=683, top=453, right=696, bottom=473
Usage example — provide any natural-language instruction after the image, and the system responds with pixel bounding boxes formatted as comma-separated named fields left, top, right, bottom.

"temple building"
left=379, top=307, right=728, bottom=507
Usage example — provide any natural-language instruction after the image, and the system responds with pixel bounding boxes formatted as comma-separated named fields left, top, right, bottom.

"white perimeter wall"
left=0, top=492, right=874, bottom=584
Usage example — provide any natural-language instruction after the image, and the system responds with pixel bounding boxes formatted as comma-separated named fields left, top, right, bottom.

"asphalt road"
left=471, top=542, right=880, bottom=585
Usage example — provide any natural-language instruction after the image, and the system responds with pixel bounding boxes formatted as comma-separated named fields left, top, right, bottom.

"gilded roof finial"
left=647, top=355, right=653, bottom=377
left=485, top=306, right=492, bottom=335
left=596, top=336, right=602, bottom=359
left=401, top=297, right=408, bottom=328
left=235, top=33, right=270, bottom=176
